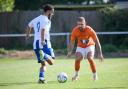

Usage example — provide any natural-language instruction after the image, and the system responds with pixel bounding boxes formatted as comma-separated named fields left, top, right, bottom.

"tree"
left=0, top=0, right=14, bottom=12
left=14, top=0, right=41, bottom=10
left=14, top=0, right=112, bottom=10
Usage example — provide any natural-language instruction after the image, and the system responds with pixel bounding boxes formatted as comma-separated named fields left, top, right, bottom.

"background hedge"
left=99, top=7, right=128, bottom=52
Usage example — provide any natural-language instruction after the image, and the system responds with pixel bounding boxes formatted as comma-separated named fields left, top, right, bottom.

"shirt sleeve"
left=71, top=28, right=77, bottom=41
left=40, top=21, right=47, bottom=31
left=89, top=27, right=97, bottom=41
left=28, top=20, right=34, bottom=28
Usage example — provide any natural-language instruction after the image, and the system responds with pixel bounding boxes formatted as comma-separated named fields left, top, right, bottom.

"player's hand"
left=67, top=52, right=72, bottom=57
left=26, top=35, right=30, bottom=40
left=41, top=41, right=46, bottom=46
left=98, top=53, right=104, bottom=62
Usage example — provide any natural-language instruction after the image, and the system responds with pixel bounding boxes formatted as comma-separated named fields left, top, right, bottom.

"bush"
left=99, top=7, right=128, bottom=52
left=99, top=7, right=128, bottom=31
left=102, top=44, right=118, bottom=52
left=0, top=48, right=8, bottom=54
left=119, top=37, right=128, bottom=52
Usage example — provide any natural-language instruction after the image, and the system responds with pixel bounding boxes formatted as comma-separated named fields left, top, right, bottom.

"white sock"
left=40, top=77, right=45, bottom=80
left=93, top=73, right=98, bottom=80
left=75, top=71, right=79, bottom=76
left=93, top=73, right=97, bottom=76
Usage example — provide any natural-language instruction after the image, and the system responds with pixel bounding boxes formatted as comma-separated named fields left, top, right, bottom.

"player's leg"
left=34, top=49, right=47, bottom=83
left=72, top=52, right=83, bottom=81
left=72, top=47, right=84, bottom=81
left=86, top=46, right=98, bottom=80
left=45, top=54, right=54, bottom=65
left=38, top=49, right=55, bottom=83
left=38, top=61, right=47, bottom=83
left=48, top=48, right=55, bottom=59
left=45, top=48, right=55, bottom=65
left=43, top=40, right=55, bottom=59
left=87, top=51, right=98, bottom=80
left=42, top=45, right=55, bottom=65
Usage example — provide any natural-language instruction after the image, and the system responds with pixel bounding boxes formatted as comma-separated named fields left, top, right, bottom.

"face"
left=77, top=21, right=86, bottom=32
left=48, top=9, right=54, bottom=20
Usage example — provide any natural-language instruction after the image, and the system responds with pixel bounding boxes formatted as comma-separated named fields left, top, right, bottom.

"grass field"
left=0, top=56, right=128, bottom=89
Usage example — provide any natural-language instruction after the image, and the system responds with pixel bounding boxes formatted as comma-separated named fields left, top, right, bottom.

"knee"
left=49, top=61, right=53, bottom=65
left=51, top=59, right=55, bottom=65
left=87, top=56, right=93, bottom=60
left=75, top=52, right=83, bottom=60
left=87, top=52, right=94, bottom=60
left=87, top=57, right=94, bottom=64
left=47, top=59, right=54, bottom=65
left=49, top=62, right=53, bottom=65
left=75, top=57, right=82, bottom=64
left=76, top=56, right=83, bottom=60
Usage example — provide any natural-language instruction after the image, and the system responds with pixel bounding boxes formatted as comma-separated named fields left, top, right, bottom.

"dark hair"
left=43, top=4, right=54, bottom=12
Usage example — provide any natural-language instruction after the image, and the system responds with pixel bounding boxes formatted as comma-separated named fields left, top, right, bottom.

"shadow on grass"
left=0, top=80, right=58, bottom=86
left=75, top=87, right=127, bottom=89
left=47, top=80, right=58, bottom=84
left=0, top=82, right=36, bottom=86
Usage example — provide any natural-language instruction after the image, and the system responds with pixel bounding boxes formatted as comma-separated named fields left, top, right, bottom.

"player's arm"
left=26, top=20, right=34, bottom=39
left=41, top=29, right=46, bottom=45
left=94, top=36, right=103, bottom=62
left=67, top=29, right=76, bottom=57
left=91, top=29, right=103, bottom=61
left=67, top=40, right=75, bottom=57
left=26, top=26, right=32, bottom=40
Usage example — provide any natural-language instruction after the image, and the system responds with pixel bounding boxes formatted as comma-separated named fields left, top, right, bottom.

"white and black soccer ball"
left=57, top=72, right=68, bottom=83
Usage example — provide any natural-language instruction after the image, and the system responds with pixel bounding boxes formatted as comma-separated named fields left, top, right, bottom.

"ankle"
left=75, top=71, right=79, bottom=76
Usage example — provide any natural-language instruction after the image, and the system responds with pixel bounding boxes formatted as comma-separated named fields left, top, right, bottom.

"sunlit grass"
left=0, top=57, right=128, bottom=89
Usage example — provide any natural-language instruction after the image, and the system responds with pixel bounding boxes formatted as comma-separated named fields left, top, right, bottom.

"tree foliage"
left=0, top=0, right=113, bottom=11
left=100, top=7, right=128, bottom=31
left=99, top=8, right=128, bottom=51
left=14, top=0, right=111, bottom=10
left=0, top=0, right=14, bottom=12
left=14, top=0, right=87, bottom=10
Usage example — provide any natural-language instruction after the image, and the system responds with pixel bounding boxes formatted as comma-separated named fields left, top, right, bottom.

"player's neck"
left=43, top=13, right=50, bottom=20
left=43, top=13, right=49, bottom=17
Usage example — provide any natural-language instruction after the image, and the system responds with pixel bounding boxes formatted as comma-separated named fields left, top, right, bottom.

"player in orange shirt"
left=67, top=17, right=103, bottom=81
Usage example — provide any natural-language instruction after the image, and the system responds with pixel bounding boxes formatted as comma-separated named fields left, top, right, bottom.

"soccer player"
left=26, top=4, right=55, bottom=83
left=67, top=17, right=103, bottom=81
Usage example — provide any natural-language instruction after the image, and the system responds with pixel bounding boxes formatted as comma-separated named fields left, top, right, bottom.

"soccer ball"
left=57, top=72, right=68, bottom=83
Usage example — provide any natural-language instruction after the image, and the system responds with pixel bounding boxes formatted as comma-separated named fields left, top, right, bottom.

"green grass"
left=0, top=57, right=128, bottom=89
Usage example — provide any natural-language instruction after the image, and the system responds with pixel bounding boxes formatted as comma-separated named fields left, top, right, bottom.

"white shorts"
left=76, top=45, right=95, bottom=58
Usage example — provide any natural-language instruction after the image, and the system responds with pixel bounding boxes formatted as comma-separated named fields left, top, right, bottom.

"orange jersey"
left=71, top=26, right=97, bottom=48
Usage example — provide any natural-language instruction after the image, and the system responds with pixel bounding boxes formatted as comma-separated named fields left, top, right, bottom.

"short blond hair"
left=77, top=17, right=85, bottom=23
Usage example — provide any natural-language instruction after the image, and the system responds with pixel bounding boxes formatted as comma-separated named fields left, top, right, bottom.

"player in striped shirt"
left=26, top=4, right=55, bottom=83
